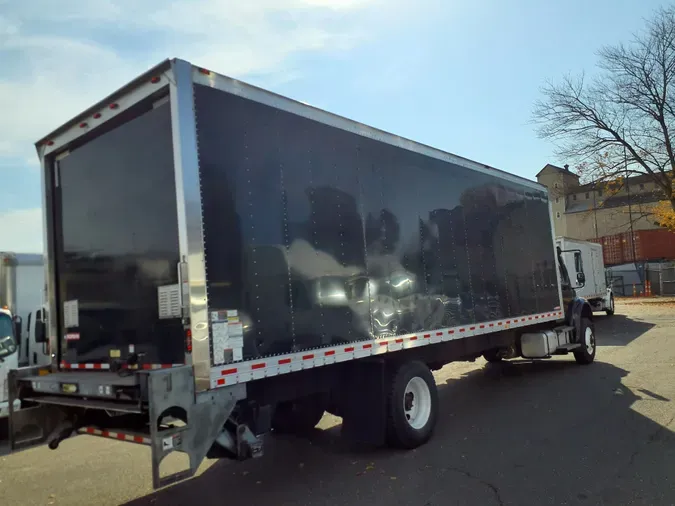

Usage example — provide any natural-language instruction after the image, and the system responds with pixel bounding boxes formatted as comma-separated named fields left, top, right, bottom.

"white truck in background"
left=556, top=237, right=615, bottom=316
left=0, top=252, right=48, bottom=418
left=12, top=254, right=48, bottom=368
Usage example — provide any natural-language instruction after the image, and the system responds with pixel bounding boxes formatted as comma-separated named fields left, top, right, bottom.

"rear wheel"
left=605, top=295, right=615, bottom=316
left=386, top=361, right=438, bottom=449
left=271, top=393, right=326, bottom=434
left=573, top=317, right=596, bottom=365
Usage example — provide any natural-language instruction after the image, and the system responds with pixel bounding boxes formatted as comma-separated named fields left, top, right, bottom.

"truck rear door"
left=53, top=100, right=185, bottom=369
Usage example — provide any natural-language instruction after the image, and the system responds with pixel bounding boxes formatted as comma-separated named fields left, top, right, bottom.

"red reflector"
left=217, top=378, right=225, bottom=386
left=79, top=122, right=87, bottom=128
left=278, top=358, right=292, bottom=364
left=395, top=339, right=403, bottom=343
left=435, top=332, right=443, bottom=337
left=410, top=336, right=418, bottom=341
left=150, top=76, right=161, bottom=84
left=344, top=347, right=355, bottom=352
left=251, top=363, right=265, bottom=370
left=221, top=368, right=237, bottom=376
left=116, top=433, right=126, bottom=440
left=133, top=436, right=144, bottom=444
left=363, top=344, right=372, bottom=349
left=46, top=140, right=54, bottom=146
left=93, top=113, right=102, bottom=119
left=302, top=354, right=314, bottom=360
left=423, top=334, right=431, bottom=338
left=109, top=103, right=119, bottom=110
left=324, top=350, right=335, bottom=356
left=186, top=329, right=192, bottom=353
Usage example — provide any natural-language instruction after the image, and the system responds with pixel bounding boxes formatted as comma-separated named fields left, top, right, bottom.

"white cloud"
left=0, top=0, right=395, bottom=252
left=0, top=208, right=43, bottom=253
left=0, top=0, right=382, bottom=165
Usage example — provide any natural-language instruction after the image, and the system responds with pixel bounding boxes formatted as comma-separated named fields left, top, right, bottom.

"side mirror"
left=35, top=319, right=47, bottom=344
left=577, top=272, right=586, bottom=286
left=13, top=316, right=23, bottom=343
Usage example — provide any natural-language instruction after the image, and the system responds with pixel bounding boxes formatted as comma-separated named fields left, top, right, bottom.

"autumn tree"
left=533, top=6, right=675, bottom=230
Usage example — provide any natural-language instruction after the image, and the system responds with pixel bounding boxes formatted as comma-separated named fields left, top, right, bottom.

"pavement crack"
left=446, top=466, right=505, bottom=506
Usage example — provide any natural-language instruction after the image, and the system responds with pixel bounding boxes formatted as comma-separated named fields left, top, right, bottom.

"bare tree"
left=533, top=6, right=675, bottom=221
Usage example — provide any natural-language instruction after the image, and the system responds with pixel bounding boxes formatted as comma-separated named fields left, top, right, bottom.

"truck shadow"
left=124, top=356, right=674, bottom=506
left=594, top=313, right=655, bottom=347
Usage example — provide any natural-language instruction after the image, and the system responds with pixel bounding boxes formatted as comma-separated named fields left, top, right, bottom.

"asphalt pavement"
left=1, top=302, right=674, bottom=506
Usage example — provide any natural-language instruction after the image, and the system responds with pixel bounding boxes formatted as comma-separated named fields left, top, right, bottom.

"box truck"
left=556, top=237, right=614, bottom=315
left=9, top=59, right=596, bottom=489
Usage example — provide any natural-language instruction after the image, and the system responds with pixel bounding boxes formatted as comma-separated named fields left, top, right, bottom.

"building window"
left=573, top=194, right=577, bottom=201
left=554, top=183, right=559, bottom=189
left=556, top=211, right=561, bottom=219
left=555, top=197, right=560, bottom=204
left=585, top=192, right=590, bottom=199
left=639, top=183, right=645, bottom=190
left=598, top=188, right=603, bottom=197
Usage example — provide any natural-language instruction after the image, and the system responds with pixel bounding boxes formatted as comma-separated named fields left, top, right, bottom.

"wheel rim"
left=403, top=377, right=432, bottom=430
left=584, top=326, right=595, bottom=354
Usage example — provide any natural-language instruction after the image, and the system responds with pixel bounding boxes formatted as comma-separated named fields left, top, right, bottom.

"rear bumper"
left=0, top=399, right=21, bottom=418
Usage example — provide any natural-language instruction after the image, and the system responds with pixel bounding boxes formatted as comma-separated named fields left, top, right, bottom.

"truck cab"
left=0, top=307, right=20, bottom=418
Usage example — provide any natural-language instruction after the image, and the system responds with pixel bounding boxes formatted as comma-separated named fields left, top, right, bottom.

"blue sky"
left=0, top=0, right=669, bottom=252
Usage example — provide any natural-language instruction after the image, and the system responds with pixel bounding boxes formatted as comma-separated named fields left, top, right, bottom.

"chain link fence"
left=606, top=262, right=675, bottom=296
left=646, top=263, right=675, bottom=296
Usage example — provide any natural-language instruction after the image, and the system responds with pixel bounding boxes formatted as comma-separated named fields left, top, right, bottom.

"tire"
left=483, top=349, right=503, bottom=363
left=386, top=360, right=438, bottom=449
left=573, top=317, right=596, bottom=365
left=605, top=295, right=615, bottom=316
left=271, top=393, right=326, bottom=434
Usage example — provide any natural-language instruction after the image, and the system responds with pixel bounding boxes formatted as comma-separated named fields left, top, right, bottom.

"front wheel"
left=605, top=295, right=615, bottom=316
left=573, top=317, right=596, bottom=365
left=386, top=361, right=438, bottom=449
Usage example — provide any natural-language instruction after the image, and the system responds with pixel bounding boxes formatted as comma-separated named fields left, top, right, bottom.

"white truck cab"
left=556, top=237, right=615, bottom=316
left=0, top=306, right=20, bottom=418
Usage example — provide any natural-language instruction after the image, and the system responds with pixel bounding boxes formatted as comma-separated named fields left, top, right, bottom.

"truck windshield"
left=0, top=313, right=18, bottom=359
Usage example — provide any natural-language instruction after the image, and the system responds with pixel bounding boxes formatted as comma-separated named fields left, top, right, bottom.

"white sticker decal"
left=65, top=332, right=80, bottom=341
left=63, top=300, right=79, bottom=328
left=212, top=321, right=229, bottom=365
left=162, top=437, right=174, bottom=451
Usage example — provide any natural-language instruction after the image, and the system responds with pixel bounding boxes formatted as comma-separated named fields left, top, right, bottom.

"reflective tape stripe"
left=209, top=310, right=565, bottom=388
left=78, top=427, right=151, bottom=445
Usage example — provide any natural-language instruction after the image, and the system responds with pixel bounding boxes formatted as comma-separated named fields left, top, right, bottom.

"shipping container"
left=590, top=229, right=675, bottom=265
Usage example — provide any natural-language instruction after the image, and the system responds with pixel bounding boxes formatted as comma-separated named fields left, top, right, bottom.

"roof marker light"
left=46, top=140, right=54, bottom=146
left=93, top=113, right=102, bottom=119
left=109, top=103, right=119, bottom=110
left=79, top=122, right=88, bottom=128
left=150, top=76, right=161, bottom=84
left=198, top=68, right=211, bottom=75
